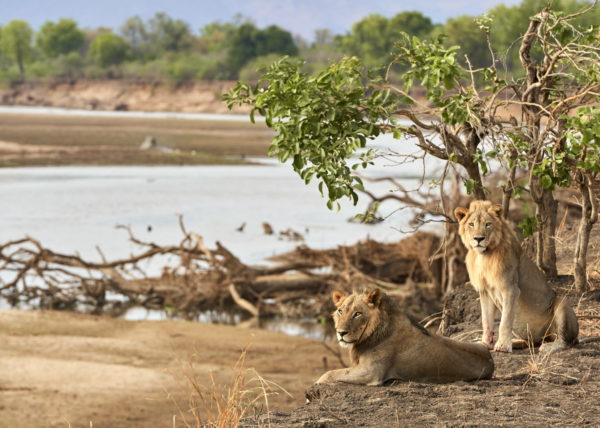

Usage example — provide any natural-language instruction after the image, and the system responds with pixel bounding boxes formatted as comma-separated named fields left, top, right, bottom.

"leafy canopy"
left=225, top=56, right=399, bottom=209
left=37, top=19, right=85, bottom=58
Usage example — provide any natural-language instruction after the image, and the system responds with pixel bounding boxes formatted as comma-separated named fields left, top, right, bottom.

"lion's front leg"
left=479, top=291, right=496, bottom=349
left=316, top=366, right=382, bottom=386
left=495, top=284, right=520, bottom=353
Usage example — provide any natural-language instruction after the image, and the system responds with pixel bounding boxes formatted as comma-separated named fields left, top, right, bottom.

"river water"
left=0, top=108, right=445, bottom=339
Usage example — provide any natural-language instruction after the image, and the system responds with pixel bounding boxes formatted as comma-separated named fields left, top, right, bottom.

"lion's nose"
left=474, top=237, right=485, bottom=243
left=337, top=330, right=348, bottom=337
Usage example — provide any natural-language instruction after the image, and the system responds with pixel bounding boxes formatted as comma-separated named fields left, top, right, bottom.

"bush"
left=88, top=32, right=130, bottom=67
left=238, top=53, right=286, bottom=82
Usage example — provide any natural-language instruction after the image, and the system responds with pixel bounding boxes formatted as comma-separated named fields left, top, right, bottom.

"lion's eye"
left=468, top=223, right=474, bottom=228
left=352, top=311, right=362, bottom=319
left=337, top=309, right=343, bottom=315
left=485, top=222, right=491, bottom=228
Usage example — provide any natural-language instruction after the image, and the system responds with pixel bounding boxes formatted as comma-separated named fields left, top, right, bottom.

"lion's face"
left=455, top=201, right=503, bottom=254
left=330, top=289, right=381, bottom=348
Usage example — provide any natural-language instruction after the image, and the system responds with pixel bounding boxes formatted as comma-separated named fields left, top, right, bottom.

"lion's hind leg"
left=539, top=297, right=579, bottom=353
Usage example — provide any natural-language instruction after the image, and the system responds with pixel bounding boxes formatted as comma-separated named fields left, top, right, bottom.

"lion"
left=454, top=200, right=579, bottom=353
left=316, top=288, right=494, bottom=385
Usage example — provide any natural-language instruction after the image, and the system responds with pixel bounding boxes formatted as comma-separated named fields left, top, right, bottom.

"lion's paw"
left=493, top=342, right=512, bottom=353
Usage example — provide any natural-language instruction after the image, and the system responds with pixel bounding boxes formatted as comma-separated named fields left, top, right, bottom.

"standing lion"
left=316, top=288, right=494, bottom=385
left=454, top=200, right=579, bottom=353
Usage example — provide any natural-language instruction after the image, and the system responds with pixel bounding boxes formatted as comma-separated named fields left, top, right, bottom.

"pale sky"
left=0, top=0, right=522, bottom=40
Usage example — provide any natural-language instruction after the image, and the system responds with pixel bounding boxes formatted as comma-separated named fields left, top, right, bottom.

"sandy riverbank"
left=0, top=309, right=341, bottom=427
left=0, top=112, right=271, bottom=167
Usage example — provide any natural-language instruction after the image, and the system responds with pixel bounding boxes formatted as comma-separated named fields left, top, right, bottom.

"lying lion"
left=455, top=200, right=579, bottom=353
left=316, top=289, right=494, bottom=385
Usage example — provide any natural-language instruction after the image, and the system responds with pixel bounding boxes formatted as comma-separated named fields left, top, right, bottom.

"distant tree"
left=226, top=23, right=298, bottom=77
left=442, top=15, right=491, bottom=68
left=255, top=25, right=298, bottom=57
left=337, top=11, right=434, bottom=68
left=0, top=20, right=33, bottom=80
left=120, top=16, right=150, bottom=59
left=226, top=23, right=258, bottom=75
left=388, top=11, right=434, bottom=40
left=88, top=32, right=129, bottom=67
left=336, top=14, right=390, bottom=68
left=36, top=18, right=85, bottom=58
left=147, top=12, right=193, bottom=54
left=198, top=20, right=237, bottom=53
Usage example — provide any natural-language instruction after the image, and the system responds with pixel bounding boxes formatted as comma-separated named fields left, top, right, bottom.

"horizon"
left=0, top=0, right=522, bottom=41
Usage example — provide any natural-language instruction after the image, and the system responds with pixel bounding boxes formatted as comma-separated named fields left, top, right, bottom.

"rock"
left=139, top=136, right=157, bottom=150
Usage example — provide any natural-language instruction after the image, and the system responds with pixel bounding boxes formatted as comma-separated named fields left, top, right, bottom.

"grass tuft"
left=170, top=348, right=291, bottom=428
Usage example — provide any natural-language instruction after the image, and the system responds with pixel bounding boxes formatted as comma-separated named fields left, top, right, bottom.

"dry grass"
left=170, top=349, right=291, bottom=428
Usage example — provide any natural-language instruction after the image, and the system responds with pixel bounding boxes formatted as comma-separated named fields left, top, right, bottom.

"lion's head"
left=454, top=200, right=504, bottom=254
left=330, top=289, right=383, bottom=348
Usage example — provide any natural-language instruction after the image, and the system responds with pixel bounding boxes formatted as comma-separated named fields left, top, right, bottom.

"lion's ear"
left=454, top=207, right=469, bottom=222
left=365, top=289, right=382, bottom=307
left=487, top=204, right=503, bottom=218
left=331, top=290, right=347, bottom=307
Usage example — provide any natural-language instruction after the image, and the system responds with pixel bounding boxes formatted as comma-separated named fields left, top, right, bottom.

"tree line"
left=1, top=0, right=597, bottom=85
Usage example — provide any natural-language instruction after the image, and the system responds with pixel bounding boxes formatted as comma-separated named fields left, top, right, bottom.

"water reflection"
left=121, top=305, right=334, bottom=341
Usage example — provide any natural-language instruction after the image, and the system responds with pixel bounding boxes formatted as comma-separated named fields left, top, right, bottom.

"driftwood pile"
left=0, top=218, right=447, bottom=320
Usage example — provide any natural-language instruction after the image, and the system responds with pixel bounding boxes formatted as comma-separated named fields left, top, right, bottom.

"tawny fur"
left=316, top=289, right=494, bottom=385
left=455, top=200, right=579, bottom=353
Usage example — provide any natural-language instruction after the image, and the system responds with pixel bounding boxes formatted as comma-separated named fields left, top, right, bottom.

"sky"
left=0, top=0, right=522, bottom=41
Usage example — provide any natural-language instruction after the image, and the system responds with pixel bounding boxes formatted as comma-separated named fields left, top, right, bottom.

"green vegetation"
left=37, top=18, right=85, bottom=58
left=0, top=20, right=33, bottom=80
left=0, top=1, right=597, bottom=85
left=226, top=2, right=599, bottom=290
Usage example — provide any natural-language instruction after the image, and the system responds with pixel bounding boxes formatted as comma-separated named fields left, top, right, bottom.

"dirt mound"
left=264, top=340, right=600, bottom=427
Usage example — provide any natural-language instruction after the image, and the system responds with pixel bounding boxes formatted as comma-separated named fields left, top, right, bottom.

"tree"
left=120, top=16, right=150, bottom=59
left=226, top=3, right=599, bottom=286
left=198, top=20, right=237, bottom=53
left=388, top=11, right=434, bottom=40
left=147, top=12, right=193, bottom=54
left=336, top=14, right=391, bottom=68
left=88, top=32, right=129, bottom=67
left=0, top=20, right=33, bottom=80
left=226, top=23, right=298, bottom=78
left=442, top=15, right=491, bottom=68
left=336, top=11, right=433, bottom=69
left=255, top=25, right=298, bottom=58
left=36, top=18, right=85, bottom=58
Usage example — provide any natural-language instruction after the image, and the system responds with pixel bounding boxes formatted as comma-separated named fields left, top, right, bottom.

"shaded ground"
left=0, top=309, right=342, bottom=427
left=265, top=284, right=600, bottom=428
left=0, top=113, right=271, bottom=166
left=274, top=340, right=600, bottom=427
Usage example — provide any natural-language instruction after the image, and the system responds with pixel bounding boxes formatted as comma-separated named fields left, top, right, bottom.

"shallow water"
left=0, top=110, right=445, bottom=338
left=121, top=306, right=335, bottom=341
left=0, top=160, right=434, bottom=266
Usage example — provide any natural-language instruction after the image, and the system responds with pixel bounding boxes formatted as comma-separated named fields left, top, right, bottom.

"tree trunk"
left=535, top=188, right=558, bottom=278
left=464, top=161, right=486, bottom=200
left=573, top=173, right=598, bottom=292
left=16, top=52, right=25, bottom=82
